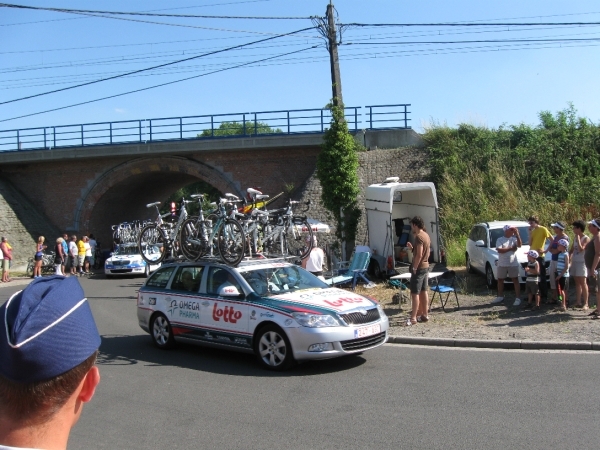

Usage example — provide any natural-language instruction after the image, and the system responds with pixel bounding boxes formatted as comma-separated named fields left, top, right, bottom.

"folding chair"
left=429, top=270, right=459, bottom=311
left=324, top=252, right=374, bottom=290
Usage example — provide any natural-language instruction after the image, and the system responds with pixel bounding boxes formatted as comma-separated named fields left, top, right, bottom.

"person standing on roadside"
left=61, top=233, right=70, bottom=275
left=83, top=236, right=92, bottom=274
left=547, top=222, right=569, bottom=304
left=55, top=237, right=66, bottom=275
left=0, top=276, right=101, bottom=450
left=406, top=216, right=431, bottom=325
left=69, top=235, right=78, bottom=276
left=33, top=236, right=47, bottom=279
left=88, top=234, right=97, bottom=267
left=0, top=237, right=12, bottom=283
left=570, top=220, right=590, bottom=309
left=586, top=218, right=600, bottom=318
left=77, top=236, right=86, bottom=276
left=555, top=239, right=570, bottom=311
left=528, top=216, right=552, bottom=301
left=491, top=225, right=522, bottom=306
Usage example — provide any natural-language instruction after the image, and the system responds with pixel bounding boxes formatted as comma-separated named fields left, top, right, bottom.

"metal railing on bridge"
left=0, top=104, right=410, bottom=152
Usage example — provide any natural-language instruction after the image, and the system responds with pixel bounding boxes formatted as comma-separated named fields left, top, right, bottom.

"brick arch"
left=75, top=156, right=241, bottom=244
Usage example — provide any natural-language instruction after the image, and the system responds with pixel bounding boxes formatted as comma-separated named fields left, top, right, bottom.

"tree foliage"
left=199, top=121, right=282, bottom=137
left=161, top=180, right=222, bottom=217
left=425, top=104, right=600, bottom=245
left=316, top=105, right=361, bottom=245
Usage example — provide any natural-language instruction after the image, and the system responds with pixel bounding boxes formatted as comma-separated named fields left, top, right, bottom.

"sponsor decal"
left=284, top=319, right=293, bottom=326
left=234, top=337, right=248, bottom=345
left=213, top=303, right=242, bottom=323
left=222, top=286, right=237, bottom=294
left=168, top=300, right=179, bottom=317
left=260, top=312, right=274, bottom=318
left=149, top=297, right=156, bottom=305
left=250, top=310, right=257, bottom=320
left=217, top=335, right=231, bottom=342
left=322, top=296, right=366, bottom=308
left=204, top=331, right=214, bottom=340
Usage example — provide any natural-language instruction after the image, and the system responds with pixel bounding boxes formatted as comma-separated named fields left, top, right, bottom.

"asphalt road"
left=1, top=276, right=599, bottom=450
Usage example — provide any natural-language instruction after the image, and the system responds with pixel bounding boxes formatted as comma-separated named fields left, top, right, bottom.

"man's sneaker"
left=491, top=297, right=504, bottom=304
left=513, top=298, right=522, bottom=306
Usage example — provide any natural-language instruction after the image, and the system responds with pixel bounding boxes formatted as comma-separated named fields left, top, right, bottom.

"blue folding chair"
left=429, top=270, right=459, bottom=311
left=324, top=252, right=373, bottom=290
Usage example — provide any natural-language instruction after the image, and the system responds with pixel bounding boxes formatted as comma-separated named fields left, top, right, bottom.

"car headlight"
left=292, top=312, right=340, bottom=328
left=377, top=303, right=387, bottom=318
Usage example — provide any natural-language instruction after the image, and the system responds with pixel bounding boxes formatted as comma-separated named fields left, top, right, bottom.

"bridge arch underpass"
left=77, top=156, right=242, bottom=247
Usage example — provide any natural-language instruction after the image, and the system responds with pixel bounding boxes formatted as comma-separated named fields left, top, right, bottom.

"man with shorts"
left=406, top=216, right=431, bottom=325
left=528, top=216, right=552, bottom=300
left=587, top=218, right=600, bottom=317
left=61, top=233, right=70, bottom=275
left=0, top=237, right=12, bottom=283
left=68, top=235, right=78, bottom=276
left=492, top=225, right=522, bottom=306
left=0, top=276, right=101, bottom=450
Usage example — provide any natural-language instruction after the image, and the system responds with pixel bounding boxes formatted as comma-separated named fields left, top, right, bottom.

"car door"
left=200, top=266, right=251, bottom=347
left=468, top=226, right=485, bottom=271
left=166, top=265, right=204, bottom=331
left=143, top=265, right=177, bottom=319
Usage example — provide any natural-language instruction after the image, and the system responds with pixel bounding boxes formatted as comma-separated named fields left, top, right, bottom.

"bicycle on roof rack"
left=179, top=193, right=246, bottom=266
left=137, top=198, right=191, bottom=264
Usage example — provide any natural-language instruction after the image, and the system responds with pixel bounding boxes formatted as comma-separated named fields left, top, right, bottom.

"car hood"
left=266, top=287, right=377, bottom=314
left=107, top=255, right=141, bottom=262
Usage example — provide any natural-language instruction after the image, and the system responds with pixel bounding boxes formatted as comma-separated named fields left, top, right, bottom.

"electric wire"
left=0, top=27, right=316, bottom=106
left=0, top=2, right=312, bottom=20
left=0, top=46, right=318, bottom=123
left=341, top=22, right=600, bottom=27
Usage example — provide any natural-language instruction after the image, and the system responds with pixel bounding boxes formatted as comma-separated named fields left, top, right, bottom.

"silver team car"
left=137, top=259, right=389, bottom=370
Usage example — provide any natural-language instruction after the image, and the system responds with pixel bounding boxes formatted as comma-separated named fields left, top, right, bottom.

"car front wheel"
left=486, top=264, right=497, bottom=289
left=151, top=313, right=175, bottom=349
left=255, top=325, right=294, bottom=371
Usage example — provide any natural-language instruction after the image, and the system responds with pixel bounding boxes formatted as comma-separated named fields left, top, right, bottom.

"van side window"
left=145, top=267, right=176, bottom=289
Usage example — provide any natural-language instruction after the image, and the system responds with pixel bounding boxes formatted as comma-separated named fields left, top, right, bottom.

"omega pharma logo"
left=168, top=300, right=200, bottom=320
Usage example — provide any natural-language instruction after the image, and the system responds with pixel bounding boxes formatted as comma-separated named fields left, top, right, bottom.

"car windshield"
left=240, top=265, right=328, bottom=297
left=490, top=227, right=530, bottom=248
left=114, top=246, right=140, bottom=256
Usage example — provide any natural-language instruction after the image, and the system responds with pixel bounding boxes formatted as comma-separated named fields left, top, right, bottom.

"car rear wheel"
left=255, top=325, right=294, bottom=371
left=466, top=253, right=475, bottom=274
left=486, top=264, right=497, bottom=289
left=151, top=313, right=175, bottom=349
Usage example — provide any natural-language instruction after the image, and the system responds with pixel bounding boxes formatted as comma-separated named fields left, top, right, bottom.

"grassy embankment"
left=423, top=105, right=600, bottom=267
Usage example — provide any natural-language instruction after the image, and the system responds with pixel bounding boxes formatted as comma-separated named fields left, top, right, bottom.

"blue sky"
left=1, top=0, right=599, bottom=133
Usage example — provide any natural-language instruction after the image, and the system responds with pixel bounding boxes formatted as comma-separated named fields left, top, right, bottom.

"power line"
left=0, top=27, right=315, bottom=106
left=0, top=46, right=318, bottom=124
left=342, top=22, right=600, bottom=28
left=0, top=2, right=312, bottom=20
left=343, top=37, right=600, bottom=46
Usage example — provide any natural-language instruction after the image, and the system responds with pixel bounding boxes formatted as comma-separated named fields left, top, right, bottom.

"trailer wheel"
left=368, top=259, right=382, bottom=279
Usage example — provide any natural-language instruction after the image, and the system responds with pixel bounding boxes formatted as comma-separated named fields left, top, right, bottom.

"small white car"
left=465, top=221, right=550, bottom=288
left=136, top=259, right=389, bottom=370
left=104, top=243, right=161, bottom=278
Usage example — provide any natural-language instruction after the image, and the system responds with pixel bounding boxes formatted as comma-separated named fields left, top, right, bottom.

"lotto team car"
left=104, top=243, right=161, bottom=278
left=137, top=259, right=389, bottom=370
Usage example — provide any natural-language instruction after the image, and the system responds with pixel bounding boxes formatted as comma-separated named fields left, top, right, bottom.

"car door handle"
left=202, top=301, right=209, bottom=307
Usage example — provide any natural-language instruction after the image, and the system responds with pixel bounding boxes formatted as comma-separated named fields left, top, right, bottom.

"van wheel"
left=486, top=264, right=497, bottom=289
left=368, top=260, right=382, bottom=279
left=466, top=253, right=475, bottom=274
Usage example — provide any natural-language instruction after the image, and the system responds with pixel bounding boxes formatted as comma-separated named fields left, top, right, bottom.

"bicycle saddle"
left=190, top=193, right=205, bottom=199
left=146, top=201, right=160, bottom=208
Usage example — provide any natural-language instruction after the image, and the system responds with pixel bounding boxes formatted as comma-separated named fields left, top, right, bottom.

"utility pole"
left=321, top=2, right=343, bottom=107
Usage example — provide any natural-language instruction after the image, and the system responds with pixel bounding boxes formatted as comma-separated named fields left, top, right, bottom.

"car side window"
left=171, top=266, right=202, bottom=293
left=478, top=227, right=489, bottom=247
left=145, top=266, right=176, bottom=289
left=469, top=227, right=478, bottom=241
left=206, top=267, right=243, bottom=298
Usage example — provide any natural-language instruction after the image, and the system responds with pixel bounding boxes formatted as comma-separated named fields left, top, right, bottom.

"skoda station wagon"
left=136, top=259, right=389, bottom=370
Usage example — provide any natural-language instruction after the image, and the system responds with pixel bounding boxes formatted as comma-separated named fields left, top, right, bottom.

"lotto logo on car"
left=213, top=303, right=242, bottom=323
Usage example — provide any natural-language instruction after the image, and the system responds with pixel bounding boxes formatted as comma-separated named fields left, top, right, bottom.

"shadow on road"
left=98, top=333, right=367, bottom=377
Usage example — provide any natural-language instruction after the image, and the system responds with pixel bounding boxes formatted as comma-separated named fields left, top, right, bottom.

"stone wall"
left=0, top=178, right=61, bottom=268
left=296, top=146, right=431, bottom=254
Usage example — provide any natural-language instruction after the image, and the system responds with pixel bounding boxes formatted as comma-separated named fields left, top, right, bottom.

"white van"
left=364, top=178, right=443, bottom=277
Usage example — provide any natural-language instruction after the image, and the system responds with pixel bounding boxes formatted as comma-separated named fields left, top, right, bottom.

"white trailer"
left=364, top=178, right=443, bottom=277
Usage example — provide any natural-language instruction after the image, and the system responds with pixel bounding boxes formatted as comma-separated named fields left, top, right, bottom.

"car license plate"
left=354, top=324, right=381, bottom=338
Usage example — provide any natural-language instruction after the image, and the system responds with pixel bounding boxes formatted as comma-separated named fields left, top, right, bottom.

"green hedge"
left=423, top=105, right=600, bottom=265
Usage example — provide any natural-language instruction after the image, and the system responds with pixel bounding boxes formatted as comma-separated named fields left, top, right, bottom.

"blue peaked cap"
left=0, top=276, right=101, bottom=383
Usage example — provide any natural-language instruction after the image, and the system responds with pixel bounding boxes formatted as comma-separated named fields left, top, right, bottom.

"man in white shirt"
left=302, top=236, right=326, bottom=279
left=68, top=235, right=78, bottom=276
left=492, top=225, right=523, bottom=306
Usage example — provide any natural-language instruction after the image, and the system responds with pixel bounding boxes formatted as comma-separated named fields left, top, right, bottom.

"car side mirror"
left=475, top=240, right=485, bottom=247
left=218, top=285, right=242, bottom=297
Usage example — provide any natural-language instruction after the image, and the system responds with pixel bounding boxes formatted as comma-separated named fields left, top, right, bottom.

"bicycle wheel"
left=138, top=224, right=167, bottom=264
left=26, top=261, right=34, bottom=277
left=217, top=219, right=246, bottom=266
left=179, top=218, right=205, bottom=261
left=285, top=218, right=313, bottom=260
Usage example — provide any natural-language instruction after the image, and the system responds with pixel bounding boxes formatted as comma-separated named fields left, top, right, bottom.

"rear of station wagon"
left=137, top=260, right=389, bottom=370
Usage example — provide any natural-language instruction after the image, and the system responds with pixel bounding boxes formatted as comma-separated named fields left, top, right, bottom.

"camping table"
left=389, top=271, right=444, bottom=312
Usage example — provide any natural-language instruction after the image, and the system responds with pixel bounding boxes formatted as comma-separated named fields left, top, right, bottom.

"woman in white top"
left=570, top=220, right=590, bottom=309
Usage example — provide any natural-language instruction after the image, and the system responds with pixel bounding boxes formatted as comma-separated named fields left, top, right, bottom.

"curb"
left=387, top=335, right=600, bottom=351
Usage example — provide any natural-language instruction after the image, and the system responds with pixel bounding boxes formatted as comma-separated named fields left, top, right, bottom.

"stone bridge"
left=0, top=129, right=423, bottom=249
